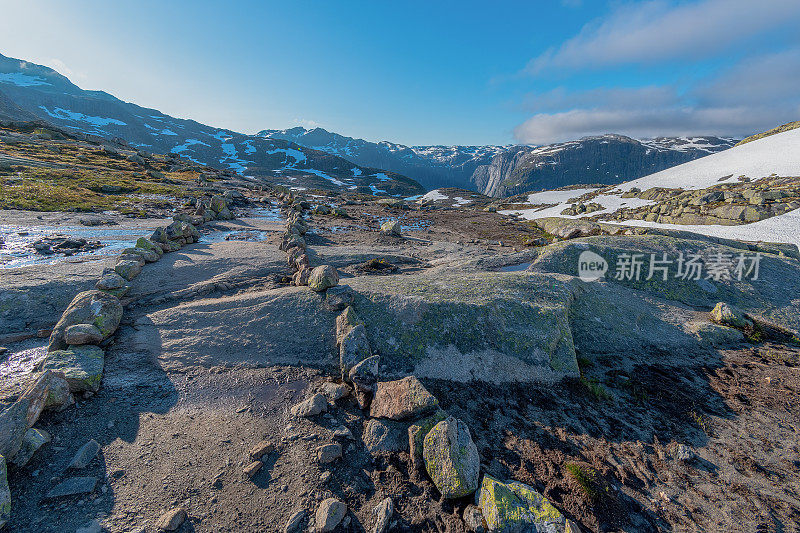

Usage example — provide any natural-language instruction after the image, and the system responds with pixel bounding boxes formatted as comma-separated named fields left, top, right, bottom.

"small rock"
left=710, top=302, right=752, bottom=329
left=291, top=394, right=329, bottom=418
left=349, top=355, right=379, bottom=409
left=10, top=428, right=50, bottom=467
left=248, top=440, right=275, bottom=461
left=372, top=497, right=394, bottom=533
left=463, top=504, right=487, bottom=532
left=45, top=476, right=98, bottom=499
left=675, top=443, right=695, bottom=462
left=339, top=324, right=372, bottom=379
left=320, top=471, right=332, bottom=483
left=243, top=460, right=263, bottom=478
left=155, top=507, right=187, bottom=531
left=308, top=265, right=339, bottom=292
left=315, top=498, right=346, bottom=532
left=64, top=324, right=104, bottom=346
left=326, top=285, right=354, bottom=311
left=380, top=220, right=401, bottom=236
left=316, top=443, right=342, bottom=464
left=423, top=417, right=480, bottom=499
left=284, top=509, right=306, bottom=533
left=332, top=426, right=354, bottom=440
left=363, top=419, right=408, bottom=453
left=69, top=439, right=101, bottom=469
left=320, top=382, right=351, bottom=402
left=370, top=376, right=439, bottom=421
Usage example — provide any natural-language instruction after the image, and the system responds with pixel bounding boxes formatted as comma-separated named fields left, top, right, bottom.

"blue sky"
left=1, top=0, right=799, bottom=145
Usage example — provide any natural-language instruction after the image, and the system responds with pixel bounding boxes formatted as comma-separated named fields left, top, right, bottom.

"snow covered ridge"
left=0, top=53, right=424, bottom=197
left=499, top=127, right=800, bottom=248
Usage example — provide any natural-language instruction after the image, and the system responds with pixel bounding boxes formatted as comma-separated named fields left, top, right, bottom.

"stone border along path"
left=275, top=191, right=583, bottom=532
left=0, top=191, right=239, bottom=529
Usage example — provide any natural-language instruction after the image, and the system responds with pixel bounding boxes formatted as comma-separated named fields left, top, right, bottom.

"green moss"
left=565, top=463, right=607, bottom=502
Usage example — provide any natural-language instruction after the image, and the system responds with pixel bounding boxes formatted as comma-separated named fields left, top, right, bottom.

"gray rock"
left=463, top=504, right=487, bottom=533
left=380, top=220, right=402, bottom=236
left=349, top=355, right=379, bottom=409
left=64, top=324, right=104, bottom=345
left=326, top=285, right=354, bottom=311
left=363, top=419, right=408, bottom=453
left=676, top=444, right=695, bottom=462
left=308, top=265, right=339, bottom=292
left=10, top=428, right=50, bottom=467
left=0, top=456, right=10, bottom=529
left=339, top=324, right=371, bottom=379
left=95, top=271, right=132, bottom=298
left=284, top=509, right=306, bottom=533
left=68, top=439, right=101, bottom=469
left=155, top=507, right=187, bottom=531
left=45, top=476, right=98, bottom=499
left=320, top=382, right=351, bottom=402
left=710, top=302, right=751, bottom=329
left=48, top=290, right=123, bottom=352
left=114, top=259, right=143, bottom=281
left=290, top=394, right=328, bottom=418
left=316, top=443, right=342, bottom=464
left=315, top=498, right=346, bottom=532
left=372, top=497, right=394, bottom=533
left=423, top=417, right=480, bottom=499
left=41, top=345, right=105, bottom=393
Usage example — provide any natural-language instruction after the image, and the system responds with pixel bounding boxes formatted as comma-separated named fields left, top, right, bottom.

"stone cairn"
left=0, top=192, right=239, bottom=528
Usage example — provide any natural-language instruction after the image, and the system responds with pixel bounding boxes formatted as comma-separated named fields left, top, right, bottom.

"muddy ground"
left=2, top=199, right=799, bottom=532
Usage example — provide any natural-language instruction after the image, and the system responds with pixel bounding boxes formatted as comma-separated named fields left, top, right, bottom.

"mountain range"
left=1, top=52, right=737, bottom=198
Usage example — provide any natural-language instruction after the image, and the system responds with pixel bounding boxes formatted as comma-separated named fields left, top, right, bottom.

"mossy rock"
left=48, top=290, right=123, bottom=352
left=477, top=474, right=567, bottom=532
left=423, top=417, right=480, bottom=499
left=41, top=345, right=105, bottom=393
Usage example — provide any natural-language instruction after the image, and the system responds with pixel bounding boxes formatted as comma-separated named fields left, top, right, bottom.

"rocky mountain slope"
left=259, top=127, right=736, bottom=197
left=0, top=54, right=423, bottom=197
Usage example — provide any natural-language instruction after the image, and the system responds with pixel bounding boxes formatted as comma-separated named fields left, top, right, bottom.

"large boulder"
left=10, top=427, right=50, bottom=467
left=710, top=302, right=751, bottom=329
left=370, top=376, right=439, bottom=421
left=477, top=475, right=568, bottom=532
left=423, top=417, right=480, bottom=499
left=48, top=290, right=123, bottom=352
left=114, top=259, right=143, bottom=281
left=41, top=345, right=105, bottom=392
left=347, top=273, right=579, bottom=383
left=308, top=265, right=339, bottom=292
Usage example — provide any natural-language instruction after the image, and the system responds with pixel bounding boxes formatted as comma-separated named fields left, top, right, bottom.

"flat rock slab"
left=42, top=345, right=104, bottom=392
left=45, top=476, right=98, bottom=499
left=133, top=287, right=336, bottom=371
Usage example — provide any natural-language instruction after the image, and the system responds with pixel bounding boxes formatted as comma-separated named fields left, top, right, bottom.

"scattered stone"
left=243, top=460, right=263, bottom=478
left=380, top=220, right=402, bottom=236
left=248, top=440, right=275, bottom=461
left=45, top=476, right=98, bottom=499
left=41, top=345, right=105, bottom=393
left=308, top=265, right=339, bottom=292
left=48, top=290, right=123, bottom=352
left=155, top=507, right=187, bottom=531
left=68, top=439, right=101, bottom=469
left=284, top=509, right=307, bottom=533
left=316, top=443, right=342, bottom=464
left=315, top=498, right=346, bottom=532
left=0, top=456, right=10, bottom=529
left=114, top=259, right=143, bottom=281
left=332, top=426, right=354, bottom=440
left=477, top=475, right=567, bottom=532
left=408, top=409, right=448, bottom=470
left=423, top=417, right=480, bottom=499
left=10, top=428, right=50, bottom=467
left=336, top=306, right=364, bottom=344
left=349, top=355, right=379, bottom=409
left=676, top=444, right=696, bottom=462
left=64, top=324, right=104, bottom=345
left=320, top=382, right=351, bottom=402
left=326, top=285, right=354, bottom=311
left=339, top=324, right=371, bottom=378
left=290, top=394, right=328, bottom=418
left=463, top=504, right=487, bottom=533
left=370, top=376, right=439, bottom=421
left=363, top=419, right=408, bottom=453
left=44, top=371, right=75, bottom=411
left=372, top=497, right=394, bottom=533
left=710, top=302, right=752, bottom=329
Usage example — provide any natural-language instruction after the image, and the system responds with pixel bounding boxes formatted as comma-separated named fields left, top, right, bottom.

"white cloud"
left=527, top=0, right=800, bottom=73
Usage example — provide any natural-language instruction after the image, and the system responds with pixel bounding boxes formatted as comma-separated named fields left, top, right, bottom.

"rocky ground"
left=2, top=181, right=800, bottom=532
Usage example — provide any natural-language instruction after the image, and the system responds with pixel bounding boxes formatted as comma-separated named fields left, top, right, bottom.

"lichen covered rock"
left=710, top=302, right=752, bottom=329
left=476, top=474, right=567, bottom=532
left=308, top=265, right=339, bottom=292
left=370, top=376, right=439, bottom=421
left=41, top=345, right=105, bottom=392
left=423, top=417, right=480, bottom=499
left=48, top=290, right=123, bottom=352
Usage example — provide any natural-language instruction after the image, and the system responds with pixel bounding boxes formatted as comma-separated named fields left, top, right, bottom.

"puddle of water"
left=1, top=224, right=158, bottom=268
left=499, top=262, right=533, bottom=272
left=199, top=229, right=272, bottom=244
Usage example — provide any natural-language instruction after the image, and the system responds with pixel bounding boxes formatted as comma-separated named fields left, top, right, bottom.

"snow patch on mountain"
left=0, top=72, right=51, bottom=87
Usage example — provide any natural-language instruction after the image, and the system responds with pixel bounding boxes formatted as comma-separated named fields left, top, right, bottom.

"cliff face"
left=471, top=135, right=737, bottom=197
